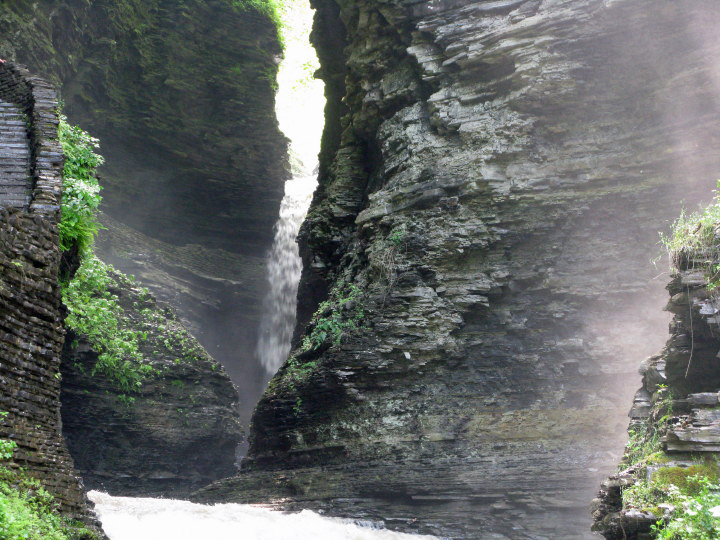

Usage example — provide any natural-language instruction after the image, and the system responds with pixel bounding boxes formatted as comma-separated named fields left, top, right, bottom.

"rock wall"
left=593, top=260, right=720, bottom=539
left=0, top=61, right=100, bottom=529
left=60, top=270, right=243, bottom=498
left=0, top=0, right=289, bottom=416
left=195, top=1, right=720, bottom=538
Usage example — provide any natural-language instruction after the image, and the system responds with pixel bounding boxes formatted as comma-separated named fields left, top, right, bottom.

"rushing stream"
left=256, top=174, right=318, bottom=373
left=89, top=491, right=437, bottom=540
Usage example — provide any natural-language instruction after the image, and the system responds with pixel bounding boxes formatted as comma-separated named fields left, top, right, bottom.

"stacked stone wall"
left=0, top=61, right=99, bottom=527
left=0, top=61, right=63, bottom=214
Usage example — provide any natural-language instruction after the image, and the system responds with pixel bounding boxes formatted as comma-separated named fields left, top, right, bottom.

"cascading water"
left=89, top=492, right=438, bottom=540
left=255, top=0, right=324, bottom=375
left=256, top=174, right=317, bottom=373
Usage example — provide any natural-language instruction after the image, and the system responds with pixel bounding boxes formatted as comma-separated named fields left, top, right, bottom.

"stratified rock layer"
left=60, top=269, right=243, bottom=498
left=195, top=1, right=720, bottom=539
left=0, top=61, right=102, bottom=531
left=593, top=263, right=720, bottom=539
left=0, top=0, right=289, bottom=414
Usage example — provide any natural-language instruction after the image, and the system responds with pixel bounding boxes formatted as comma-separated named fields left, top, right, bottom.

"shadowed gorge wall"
left=0, top=61, right=100, bottom=529
left=60, top=267, right=243, bottom=498
left=194, top=1, right=720, bottom=538
left=0, top=0, right=289, bottom=418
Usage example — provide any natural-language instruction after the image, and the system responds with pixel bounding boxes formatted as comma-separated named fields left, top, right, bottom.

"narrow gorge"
left=2, top=1, right=720, bottom=539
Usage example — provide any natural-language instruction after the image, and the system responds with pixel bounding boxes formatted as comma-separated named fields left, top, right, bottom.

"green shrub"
left=0, top=421, right=96, bottom=540
left=301, top=283, right=365, bottom=352
left=0, top=468, right=98, bottom=540
left=58, top=115, right=104, bottom=254
left=660, top=181, right=720, bottom=293
left=651, top=476, right=720, bottom=540
left=62, top=256, right=152, bottom=394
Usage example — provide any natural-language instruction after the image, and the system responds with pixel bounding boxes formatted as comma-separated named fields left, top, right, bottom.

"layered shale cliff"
left=593, top=212, right=720, bottom=539
left=0, top=61, right=101, bottom=531
left=0, top=0, right=289, bottom=415
left=195, top=1, right=720, bottom=538
left=60, top=266, right=242, bottom=498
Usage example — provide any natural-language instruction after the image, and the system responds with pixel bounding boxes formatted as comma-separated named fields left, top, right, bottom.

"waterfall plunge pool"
left=89, top=491, right=439, bottom=540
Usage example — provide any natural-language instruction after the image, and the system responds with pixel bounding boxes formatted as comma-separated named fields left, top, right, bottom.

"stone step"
left=0, top=100, right=32, bottom=208
left=0, top=142, right=30, bottom=148
left=0, top=178, right=32, bottom=187
left=0, top=200, right=31, bottom=208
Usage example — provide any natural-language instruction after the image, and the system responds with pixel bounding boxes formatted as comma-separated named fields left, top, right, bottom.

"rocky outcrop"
left=60, top=269, right=243, bottom=497
left=195, top=1, right=720, bottom=538
left=94, top=212, right=270, bottom=416
left=592, top=262, right=720, bottom=539
left=0, top=0, right=290, bottom=420
left=0, top=61, right=101, bottom=531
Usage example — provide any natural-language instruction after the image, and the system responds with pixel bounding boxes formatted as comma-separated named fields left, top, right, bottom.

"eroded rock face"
left=195, top=1, right=720, bottom=538
left=0, top=61, right=102, bottom=532
left=60, top=270, right=243, bottom=498
left=593, top=265, right=720, bottom=539
left=0, top=0, right=289, bottom=416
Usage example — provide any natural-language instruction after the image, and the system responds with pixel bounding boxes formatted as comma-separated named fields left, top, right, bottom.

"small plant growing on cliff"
left=58, top=115, right=104, bottom=254
left=0, top=466, right=98, bottom=540
left=0, top=440, right=15, bottom=461
left=624, top=389, right=673, bottom=468
left=301, top=283, right=365, bottom=351
left=648, top=475, right=720, bottom=540
left=660, top=181, right=720, bottom=292
left=62, top=256, right=152, bottom=394
left=0, top=413, right=15, bottom=461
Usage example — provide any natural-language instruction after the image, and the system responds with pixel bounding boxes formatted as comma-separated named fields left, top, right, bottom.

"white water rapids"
left=89, top=491, right=437, bottom=540
left=256, top=174, right=317, bottom=373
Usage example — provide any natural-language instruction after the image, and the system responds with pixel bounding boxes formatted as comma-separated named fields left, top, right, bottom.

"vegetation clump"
left=0, top=414, right=97, bottom=540
left=58, top=115, right=103, bottom=253
left=623, top=469, right=720, bottom=540
left=301, top=282, right=366, bottom=352
left=623, top=388, right=674, bottom=468
left=57, top=115, right=154, bottom=396
left=61, top=256, right=152, bottom=394
left=661, top=182, right=720, bottom=290
left=619, top=386, right=720, bottom=538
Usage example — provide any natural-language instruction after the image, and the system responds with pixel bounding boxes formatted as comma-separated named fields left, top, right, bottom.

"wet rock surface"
left=0, top=0, right=290, bottom=413
left=0, top=62, right=102, bottom=532
left=593, top=263, right=720, bottom=539
left=60, top=270, right=243, bottom=498
left=198, top=1, right=720, bottom=538
left=94, top=212, right=270, bottom=423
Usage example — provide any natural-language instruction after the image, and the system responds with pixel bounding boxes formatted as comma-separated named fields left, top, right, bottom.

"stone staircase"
left=0, top=99, right=31, bottom=208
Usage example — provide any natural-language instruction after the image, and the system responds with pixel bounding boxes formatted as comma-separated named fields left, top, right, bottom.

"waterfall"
left=256, top=174, right=317, bottom=373
left=89, top=491, right=438, bottom=540
left=255, top=0, right=324, bottom=375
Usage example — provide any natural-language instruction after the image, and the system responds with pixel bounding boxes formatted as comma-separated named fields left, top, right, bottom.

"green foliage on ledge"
left=58, top=116, right=152, bottom=395
left=0, top=415, right=97, bottom=540
left=623, top=389, right=673, bottom=468
left=0, top=469, right=98, bottom=540
left=58, top=115, right=103, bottom=253
left=61, top=256, right=153, bottom=395
left=623, top=467, right=720, bottom=540
left=301, top=283, right=366, bottom=352
left=661, top=182, right=720, bottom=291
